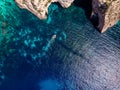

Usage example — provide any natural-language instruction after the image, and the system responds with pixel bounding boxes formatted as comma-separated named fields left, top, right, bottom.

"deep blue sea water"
left=0, top=0, right=120, bottom=90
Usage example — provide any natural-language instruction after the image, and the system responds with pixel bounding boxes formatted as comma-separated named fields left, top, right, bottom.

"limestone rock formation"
left=15, top=0, right=120, bottom=32
left=92, top=0, right=120, bottom=32
left=15, top=0, right=74, bottom=19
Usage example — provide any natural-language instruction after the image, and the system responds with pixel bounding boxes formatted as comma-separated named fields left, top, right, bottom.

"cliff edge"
left=15, top=0, right=120, bottom=32
left=15, top=0, right=74, bottom=19
left=92, top=0, right=120, bottom=32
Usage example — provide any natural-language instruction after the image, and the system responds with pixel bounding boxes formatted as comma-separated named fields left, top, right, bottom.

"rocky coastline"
left=15, top=0, right=120, bottom=32
left=92, top=0, right=120, bottom=32
left=15, top=0, right=74, bottom=19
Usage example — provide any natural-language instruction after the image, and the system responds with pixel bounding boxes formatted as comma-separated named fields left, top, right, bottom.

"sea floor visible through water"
left=0, top=0, right=120, bottom=90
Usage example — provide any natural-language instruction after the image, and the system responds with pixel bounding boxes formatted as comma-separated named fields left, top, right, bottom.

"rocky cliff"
left=15, top=0, right=120, bottom=32
left=92, top=0, right=120, bottom=32
left=15, top=0, right=74, bottom=19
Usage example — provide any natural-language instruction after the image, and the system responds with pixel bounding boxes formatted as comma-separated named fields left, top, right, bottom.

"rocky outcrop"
left=15, top=0, right=120, bottom=32
left=15, top=0, right=74, bottom=19
left=92, top=0, right=120, bottom=32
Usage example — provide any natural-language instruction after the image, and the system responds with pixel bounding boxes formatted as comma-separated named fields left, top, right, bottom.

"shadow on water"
left=73, top=0, right=99, bottom=32
left=0, top=0, right=120, bottom=90
left=73, top=0, right=92, bottom=18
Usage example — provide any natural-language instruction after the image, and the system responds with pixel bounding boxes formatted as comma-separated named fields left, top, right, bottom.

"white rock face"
left=15, top=0, right=120, bottom=32
left=92, top=0, right=120, bottom=32
left=15, top=0, right=74, bottom=19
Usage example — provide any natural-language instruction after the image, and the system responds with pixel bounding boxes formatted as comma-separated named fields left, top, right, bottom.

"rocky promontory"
left=92, top=0, right=120, bottom=32
left=15, top=0, right=120, bottom=32
left=15, top=0, right=74, bottom=19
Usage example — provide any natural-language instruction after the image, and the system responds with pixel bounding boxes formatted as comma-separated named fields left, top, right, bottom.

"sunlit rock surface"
left=92, top=0, right=120, bottom=32
left=15, top=0, right=74, bottom=19
left=15, top=0, right=120, bottom=32
left=0, top=0, right=120, bottom=90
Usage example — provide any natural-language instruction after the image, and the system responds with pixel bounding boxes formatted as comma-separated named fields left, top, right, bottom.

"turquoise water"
left=0, top=0, right=120, bottom=90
